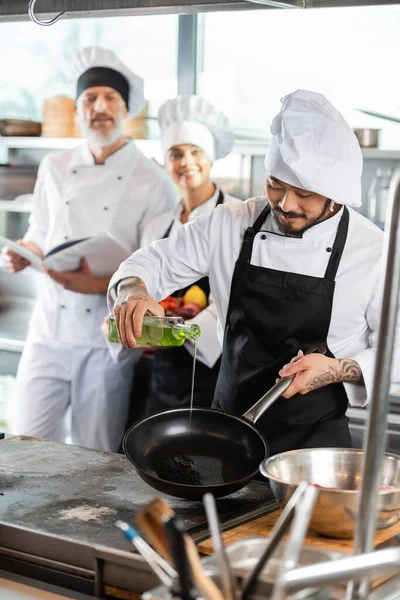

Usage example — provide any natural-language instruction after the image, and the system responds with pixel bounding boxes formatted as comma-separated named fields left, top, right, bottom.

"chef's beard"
left=271, top=198, right=332, bottom=238
left=78, top=115, right=124, bottom=148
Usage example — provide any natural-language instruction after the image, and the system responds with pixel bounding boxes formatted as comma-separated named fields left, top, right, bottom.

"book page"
left=42, top=233, right=131, bottom=277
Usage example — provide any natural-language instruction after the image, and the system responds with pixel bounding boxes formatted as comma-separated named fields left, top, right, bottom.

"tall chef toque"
left=70, top=46, right=145, bottom=118
left=265, top=89, right=363, bottom=207
left=158, top=95, right=234, bottom=162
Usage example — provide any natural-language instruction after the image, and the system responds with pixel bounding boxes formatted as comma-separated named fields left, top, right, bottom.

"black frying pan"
left=123, top=344, right=325, bottom=500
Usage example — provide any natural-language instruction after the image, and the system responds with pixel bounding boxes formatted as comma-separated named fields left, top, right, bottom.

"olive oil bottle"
left=108, top=315, right=200, bottom=347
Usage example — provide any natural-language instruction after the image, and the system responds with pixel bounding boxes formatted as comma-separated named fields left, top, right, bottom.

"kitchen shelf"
left=361, top=149, right=400, bottom=160
left=0, top=338, right=25, bottom=352
left=0, top=296, right=34, bottom=353
left=2, top=136, right=400, bottom=159
left=0, top=197, right=33, bottom=213
left=0, top=135, right=268, bottom=156
left=0, top=137, right=81, bottom=150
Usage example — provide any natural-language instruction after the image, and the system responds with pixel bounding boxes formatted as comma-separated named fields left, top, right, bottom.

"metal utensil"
left=270, top=484, right=319, bottom=600
left=241, top=480, right=309, bottom=600
left=203, top=493, right=239, bottom=600
left=283, top=547, right=400, bottom=591
left=350, top=166, right=400, bottom=600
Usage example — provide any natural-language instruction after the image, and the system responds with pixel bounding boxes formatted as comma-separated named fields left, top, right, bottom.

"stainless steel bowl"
left=260, top=448, right=400, bottom=539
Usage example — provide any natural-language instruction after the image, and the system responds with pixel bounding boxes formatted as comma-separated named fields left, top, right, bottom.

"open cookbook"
left=0, top=232, right=131, bottom=278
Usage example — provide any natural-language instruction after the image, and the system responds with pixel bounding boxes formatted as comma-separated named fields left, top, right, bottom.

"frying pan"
left=123, top=344, right=325, bottom=500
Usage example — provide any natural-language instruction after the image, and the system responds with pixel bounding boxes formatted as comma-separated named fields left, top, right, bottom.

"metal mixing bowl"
left=260, top=448, right=400, bottom=539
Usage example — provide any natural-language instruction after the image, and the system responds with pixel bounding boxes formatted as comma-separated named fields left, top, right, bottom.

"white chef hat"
left=158, top=95, right=234, bottom=161
left=70, top=46, right=145, bottom=118
left=265, top=89, right=362, bottom=207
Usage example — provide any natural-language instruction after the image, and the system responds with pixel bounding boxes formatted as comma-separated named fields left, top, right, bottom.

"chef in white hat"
left=1, top=46, right=176, bottom=452
left=132, top=95, right=239, bottom=415
left=108, top=88, right=400, bottom=455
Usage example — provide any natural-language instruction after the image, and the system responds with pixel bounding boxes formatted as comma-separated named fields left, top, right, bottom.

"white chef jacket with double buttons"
left=109, top=196, right=399, bottom=408
left=25, top=139, right=177, bottom=348
left=141, top=187, right=240, bottom=368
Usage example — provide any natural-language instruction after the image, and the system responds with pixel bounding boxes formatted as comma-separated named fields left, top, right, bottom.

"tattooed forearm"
left=117, top=277, right=146, bottom=293
left=336, top=359, right=364, bottom=384
left=307, top=359, right=363, bottom=392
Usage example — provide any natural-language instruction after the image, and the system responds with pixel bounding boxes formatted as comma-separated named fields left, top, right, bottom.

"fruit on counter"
left=183, top=285, right=207, bottom=310
left=179, top=302, right=202, bottom=319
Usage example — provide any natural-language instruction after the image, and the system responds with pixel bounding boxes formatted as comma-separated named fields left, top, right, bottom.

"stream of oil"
left=188, top=339, right=198, bottom=438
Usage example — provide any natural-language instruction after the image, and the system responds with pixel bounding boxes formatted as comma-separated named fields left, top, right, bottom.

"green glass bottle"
left=108, top=315, right=201, bottom=347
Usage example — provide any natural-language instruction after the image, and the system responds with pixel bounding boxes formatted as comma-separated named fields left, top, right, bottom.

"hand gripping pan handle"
left=242, top=343, right=326, bottom=424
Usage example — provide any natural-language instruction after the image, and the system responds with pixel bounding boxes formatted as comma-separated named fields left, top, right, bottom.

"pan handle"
left=242, top=343, right=326, bottom=424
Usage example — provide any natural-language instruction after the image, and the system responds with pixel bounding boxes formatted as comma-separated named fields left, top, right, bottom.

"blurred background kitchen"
left=1, top=2, right=400, bottom=448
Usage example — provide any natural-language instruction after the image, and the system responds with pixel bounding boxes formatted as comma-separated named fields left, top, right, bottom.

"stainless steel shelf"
left=0, top=338, right=25, bottom=352
left=0, top=197, right=33, bottom=213
left=361, top=149, right=400, bottom=160
left=0, top=137, right=80, bottom=150
left=2, top=136, right=400, bottom=159
left=0, top=135, right=269, bottom=156
left=0, top=297, right=34, bottom=352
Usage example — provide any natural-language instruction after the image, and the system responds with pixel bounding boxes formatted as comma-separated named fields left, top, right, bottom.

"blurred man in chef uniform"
left=108, top=89, right=400, bottom=455
left=1, top=46, right=176, bottom=452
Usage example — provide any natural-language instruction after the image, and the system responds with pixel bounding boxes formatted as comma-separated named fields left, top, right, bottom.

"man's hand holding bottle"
left=113, top=277, right=164, bottom=348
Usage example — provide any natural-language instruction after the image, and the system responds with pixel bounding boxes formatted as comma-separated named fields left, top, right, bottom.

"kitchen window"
left=197, top=5, right=400, bottom=149
left=0, top=14, right=178, bottom=126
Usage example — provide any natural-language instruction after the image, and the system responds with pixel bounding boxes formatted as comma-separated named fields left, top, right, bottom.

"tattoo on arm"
left=117, top=277, right=146, bottom=294
left=307, top=359, right=363, bottom=392
left=336, top=359, right=364, bottom=384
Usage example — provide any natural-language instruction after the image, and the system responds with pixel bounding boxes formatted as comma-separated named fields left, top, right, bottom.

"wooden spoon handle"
left=185, top=536, right=225, bottom=600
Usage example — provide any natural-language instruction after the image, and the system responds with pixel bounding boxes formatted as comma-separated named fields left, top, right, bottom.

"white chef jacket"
left=24, top=139, right=177, bottom=348
left=141, top=186, right=240, bottom=368
left=109, top=196, right=397, bottom=408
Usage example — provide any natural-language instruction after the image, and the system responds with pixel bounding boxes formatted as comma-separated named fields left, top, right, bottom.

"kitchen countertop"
left=0, top=436, right=277, bottom=596
left=0, top=436, right=276, bottom=552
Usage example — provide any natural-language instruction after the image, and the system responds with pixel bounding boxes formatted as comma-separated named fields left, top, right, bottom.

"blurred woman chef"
left=139, top=95, right=240, bottom=414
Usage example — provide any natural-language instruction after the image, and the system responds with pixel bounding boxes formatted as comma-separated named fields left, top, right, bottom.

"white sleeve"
left=23, top=157, right=50, bottom=251
left=344, top=261, right=400, bottom=407
left=138, top=178, right=177, bottom=246
left=184, top=295, right=221, bottom=368
left=108, top=208, right=215, bottom=312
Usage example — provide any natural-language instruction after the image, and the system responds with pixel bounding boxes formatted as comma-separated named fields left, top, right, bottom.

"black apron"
left=146, top=190, right=224, bottom=415
left=213, top=204, right=352, bottom=456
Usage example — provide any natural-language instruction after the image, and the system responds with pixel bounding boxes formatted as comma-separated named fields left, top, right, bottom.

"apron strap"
left=236, top=204, right=271, bottom=266
left=324, top=206, right=350, bottom=281
left=163, top=220, right=174, bottom=239
left=162, top=189, right=225, bottom=240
